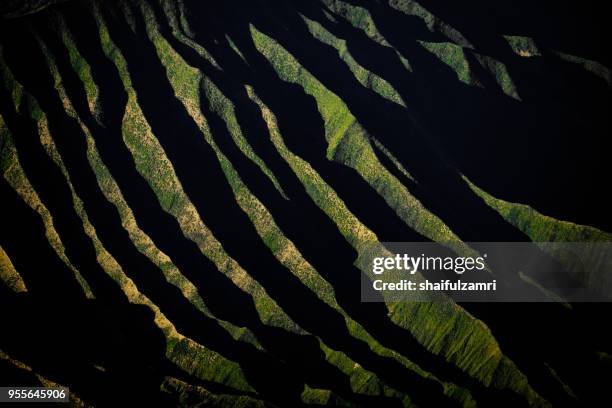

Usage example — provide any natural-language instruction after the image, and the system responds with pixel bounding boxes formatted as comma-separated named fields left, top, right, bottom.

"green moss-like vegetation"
left=472, top=52, right=521, bottom=100
left=249, top=23, right=547, bottom=406
left=0, top=118, right=12, bottom=174
left=466, top=177, right=612, bottom=293
left=503, top=35, right=541, bottom=58
left=303, top=16, right=405, bottom=107
left=554, top=51, right=612, bottom=87
left=418, top=41, right=473, bottom=85
left=4, top=1, right=609, bottom=406
left=467, top=177, right=612, bottom=243
left=200, top=75, right=287, bottom=198
left=12, top=3, right=261, bottom=394
left=250, top=25, right=356, bottom=160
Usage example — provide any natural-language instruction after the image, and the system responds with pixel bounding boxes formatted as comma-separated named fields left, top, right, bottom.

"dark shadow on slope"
left=301, top=0, right=610, bottom=277
left=249, top=0, right=530, bottom=244
left=0, top=178, right=177, bottom=406
left=96, top=1, right=462, bottom=406
left=343, top=0, right=612, bottom=233
left=0, top=66, right=128, bottom=305
left=0, top=21, right=307, bottom=407
left=183, top=1, right=611, bottom=405
left=330, top=2, right=612, bottom=404
left=45, top=7, right=405, bottom=407
left=46, top=3, right=264, bottom=329
left=0, top=356, right=44, bottom=387
left=161, top=7, right=430, bottom=245
left=146, top=0, right=608, bottom=404
left=0, top=178, right=88, bottom=300
left=288, top=1, right=612, bottom=404
left=157, top=3, right=542, bottom=406
left=412, top=0, right=612, bottom=68
left=466, top=302, right=611, bottom=407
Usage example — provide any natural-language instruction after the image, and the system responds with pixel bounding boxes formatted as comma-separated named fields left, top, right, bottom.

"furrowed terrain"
left=1, top=0, right=611, bottom=406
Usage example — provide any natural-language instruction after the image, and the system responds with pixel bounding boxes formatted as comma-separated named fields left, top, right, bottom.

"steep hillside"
left=1, top=0, right=611, bottom=406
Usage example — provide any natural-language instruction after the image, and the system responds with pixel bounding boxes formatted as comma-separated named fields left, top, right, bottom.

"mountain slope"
left=1, top=0, right=611, bottom=406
